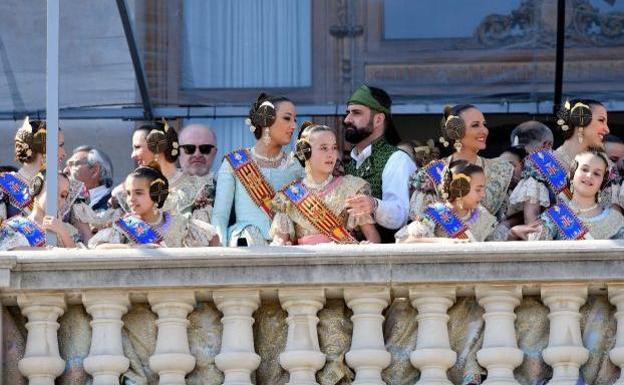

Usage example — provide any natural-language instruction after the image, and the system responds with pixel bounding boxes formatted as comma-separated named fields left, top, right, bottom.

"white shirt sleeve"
left=375, top=151, right=417, bottom=229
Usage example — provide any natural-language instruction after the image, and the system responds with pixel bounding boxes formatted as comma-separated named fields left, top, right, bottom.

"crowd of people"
left=1, top=85, right=624, bottom=250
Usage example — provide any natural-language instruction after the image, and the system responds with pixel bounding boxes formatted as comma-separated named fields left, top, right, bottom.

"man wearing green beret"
left=343, top=85, right=417, bottom=243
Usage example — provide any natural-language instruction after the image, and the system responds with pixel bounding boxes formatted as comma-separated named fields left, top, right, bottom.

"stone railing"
left=1, top=241, right=624, bottom=385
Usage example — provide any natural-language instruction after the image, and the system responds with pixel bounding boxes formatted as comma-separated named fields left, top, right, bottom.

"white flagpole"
left=45, top=0, right=60, bottom=245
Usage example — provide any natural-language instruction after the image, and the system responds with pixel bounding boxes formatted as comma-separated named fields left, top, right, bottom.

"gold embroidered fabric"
left=87, top=213, right=217, bottom=248
left=164, top=172, right=215, bottom=219
left=71, top=203, right=122, bottom=230
left=381, top=298, right=419, bottom=384
left=529, top=207, right=624, bottom=240
left=270, top=175, right=374, bottom=243
left=396, top=205, right=497, bottom=242
left=409, top=156, right=513, bottom=220
left=254, top=301, right=289, bottom=385
left=317, top=299, right=354, bottom=385
left=57, top=305, right=91, bottom=385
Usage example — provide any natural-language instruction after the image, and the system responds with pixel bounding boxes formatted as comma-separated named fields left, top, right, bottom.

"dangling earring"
left=262, top=127, right=271, bottom=146
left=577, top=127, right=584, bottom=144
left=304, top=160, right=312, bottom=176
left=457, top=197, right=464, bottom=210
left=453, top=140, right=462, bottom=152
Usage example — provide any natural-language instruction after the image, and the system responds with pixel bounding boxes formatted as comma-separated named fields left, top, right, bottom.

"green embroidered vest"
left=344, top=138, right=398, bottom=199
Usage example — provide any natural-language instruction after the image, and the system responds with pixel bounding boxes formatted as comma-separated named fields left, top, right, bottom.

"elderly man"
left=342, top=85, right=416, bottom=243
left=64, top=145, right=114, bottom=211
left=178, top=123, right=218, bottom=177
left=509, top=120, right=554, bottom=153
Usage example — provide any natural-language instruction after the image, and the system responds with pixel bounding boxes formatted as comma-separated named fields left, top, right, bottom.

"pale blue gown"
left=211, top=149, right=303, bottom=246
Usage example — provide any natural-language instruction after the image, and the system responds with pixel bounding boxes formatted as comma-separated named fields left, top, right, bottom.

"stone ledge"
left=0, top=241, right=622, bottom=293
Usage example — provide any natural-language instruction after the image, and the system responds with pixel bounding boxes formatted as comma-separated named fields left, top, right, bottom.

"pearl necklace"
left=569, top=201, right=598, bottom=214
left=304, top=174, right=334, bottom=191
left=250, top=147, right=285, bottom=168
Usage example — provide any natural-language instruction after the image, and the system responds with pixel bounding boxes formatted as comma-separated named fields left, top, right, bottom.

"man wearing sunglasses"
left=178, top=123, right=218, bottom=177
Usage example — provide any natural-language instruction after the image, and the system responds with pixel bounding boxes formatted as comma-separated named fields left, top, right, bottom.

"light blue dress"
left=211, top=149, right=303, bottom=246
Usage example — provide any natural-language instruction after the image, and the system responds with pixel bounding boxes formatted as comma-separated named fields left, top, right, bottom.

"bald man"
left=178, top=123, right=218, bottom=177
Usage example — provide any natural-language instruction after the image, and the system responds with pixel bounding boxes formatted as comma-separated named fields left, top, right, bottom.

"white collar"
left=89, top=185, right=111, bottom=207
left=350, top=144, right=373, bottom=169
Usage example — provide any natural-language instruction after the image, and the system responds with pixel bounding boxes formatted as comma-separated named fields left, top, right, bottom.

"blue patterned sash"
left=528, top=150, right=571, bottom=199
left=0, top=172, right=32, bottom=209
left=545, top=202, right=588, bottom=240
left=425, top=160, right=446, bottom=186
left=3, top=216, right=46, bottom=247
left=424, top=204, right=468, bottom=239
left=114, top=213, right=170, bottom=245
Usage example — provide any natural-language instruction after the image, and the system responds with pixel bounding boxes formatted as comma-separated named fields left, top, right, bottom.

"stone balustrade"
left=1, top=241, right=624, bottom=384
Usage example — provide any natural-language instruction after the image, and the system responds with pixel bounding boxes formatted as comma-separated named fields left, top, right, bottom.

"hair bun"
left=146, top=129, right=168, bottom=154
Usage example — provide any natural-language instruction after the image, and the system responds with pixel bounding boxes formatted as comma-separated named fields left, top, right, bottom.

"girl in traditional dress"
left=529, top=147, right=624, bottom=240
left=509, top=99, right=617, bottom=223
left=88, top=164, right=219, bottom=248
left=270, top=123, right=380, bottom=245
left=409, top=105, right=514, bottom=221
left=397, top=161, right=532, bottom=243
left=0, top=117, right=66, bottom=221
left=0, top=171, right=80, bottom=250
left=211, top=93, right=303, bottom=246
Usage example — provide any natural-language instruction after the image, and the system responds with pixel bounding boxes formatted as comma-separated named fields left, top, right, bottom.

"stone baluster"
left=541, top=285, right=589, bottom=385
left=82, top=292, right=130, bottom=385
left=344, top=287, right=391, bottom=385
left=608, top=285, right=624, bottom=385
left=17, top=293, right=67, bottom=385
left=476, top=285, right=523, bottom=385
left=214, top=289, right=262, bottom=385
left=409, top=287, right=457, bottom=385
left=148, top=291, right=196, bottom=385
left=279, top=288, right=326, bottom=385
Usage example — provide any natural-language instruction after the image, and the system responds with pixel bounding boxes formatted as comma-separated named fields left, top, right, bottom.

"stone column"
left=82, top=292, right=131, bottom=385
left=278, top=288, right=326, bottom=385
left=608, top=285, right=624, bottom=385
left=17, top=293, right=67, bottom=385
left=409, top=287, right=457, bottom=385
left=476, top=285, right=523, bottom=385
left=148, top=291, right=196, bottom=385
left=344, top=287, right=391, bottom=385
left=541, top=285, right=589, bottom=385
left=214, top=289, right=262, bottom=385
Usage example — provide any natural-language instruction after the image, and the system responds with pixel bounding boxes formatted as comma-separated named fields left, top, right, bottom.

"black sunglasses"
left=180, top=144, right=215, bottom=155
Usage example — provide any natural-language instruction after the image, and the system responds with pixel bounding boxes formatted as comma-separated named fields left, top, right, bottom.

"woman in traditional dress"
left=270, top=123, right=380, bottom=245
left=88, top=164, right=218, bottom=248
left=509, top=99, right=616, bottom=223
left=529, top=147, right=624, bottom=240
left=0, top=117, right=66, bottom=221
left=211, top=93, right=303, bottom=246
left=0, top=171, right=80, bottom=250
left=397, top=160, right=532, bottom=243
left=409, top=105, right=514, bottom=221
